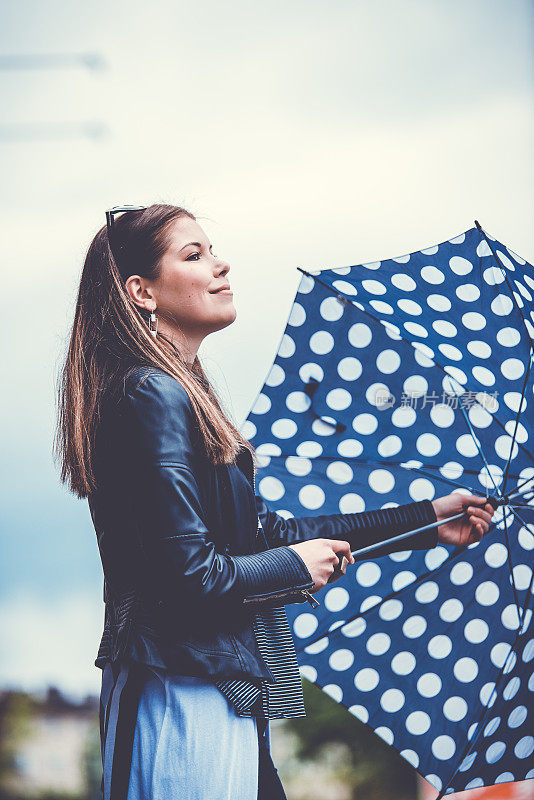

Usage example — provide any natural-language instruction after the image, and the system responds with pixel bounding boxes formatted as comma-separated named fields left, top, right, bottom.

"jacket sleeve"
left=255, top=494, right=439, bottom=558
left=122, top=369, right=314, bottom=612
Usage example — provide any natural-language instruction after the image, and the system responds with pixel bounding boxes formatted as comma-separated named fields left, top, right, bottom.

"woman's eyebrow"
left=179, top=241, right=212, bottom=252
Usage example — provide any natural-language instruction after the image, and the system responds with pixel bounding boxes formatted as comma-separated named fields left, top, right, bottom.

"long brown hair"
left=53, top=203, right=256, bottom=499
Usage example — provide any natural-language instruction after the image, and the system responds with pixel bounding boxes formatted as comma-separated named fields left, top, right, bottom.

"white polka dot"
left=515, top=736, right=534, bottom=759
left=391, top=651, right=417, bottom=677
left=467, top=340, right=492, bottom=358
left=368, top=469, right=395, bottom=493
left=440, top=599, right=464, bottom=622
left=497, top=327, right=522, bottom=347
left=391, top=273, right=416, bottom=291
left=348, top=704, right=369, bottom=722
left=406, top=711, right=431, bottom=735
left=299, top=664, right=317, bottom=681
left=456, top=283, right=480, bottom=302
left=258, top=477, right=285, bottom=502
left=320, top=296, right=344, bottom=321
left=326, top=460, right=353, bottom=484
left=464, top=619, right=489, bottom=644
left=298, top=275, right=315, bottom=294
left=366, top=633, right=391, bottom=656
left=398, top=298, right=422, bottom=315
left=391, top=406, right=417, bottom=428
left=326, top=388, right=352, bottom=411
left=279, top=334, right=295, bottom=358
left=296, top=440, right=322, bottom=458
left=416, top=433, right=441, bottom=457
left=433, top=319, right=457, bottom=337
left=332, top=279, right=357, bottom=295
left=356, top=562, right=381, bottom=587
left=305, top=637, right=328, bottom=655
left=432, top=735, right=456, bottom=760
left=379, top=599, right=403, bottom=621
left=400, top=750, right=419, bottom=768
left=427, top=293, right=451, bottom=311
left=454, top=657, right=478, bottom=682
left=450, top=256, right=473, bottom=275
left=293, top=613, right=318, bottom=638
left=485, top=543, right=508, bottom=568
left=428, top=635, right=453, bottom=659
left=377, top=435, right=402, bottom=457
left=473, top=366, right=496, bottom=386
left=381, top=688, right=405, bottom=712
left=491, top=294, right=514, bottom=316
left=421, top=266, right=445, bottom=284
left=354, top=668, right=379, bottom=691
left=353, top=413, right=378, bottom=435
left=503, top=677, right=521, bottom=700
left=339, top=492, right=365, bottom=512
left=402, top=615, right=427, bottom=638
left=288, top=302, right=306, bottom=326
left=475, top=581, right=499, bottom=606
left=341, top=617, right=366, bottom=638
left=323, top=684, right=343, bottom=702
left=425, top=546, right=449, bottom=570
left=417, top=673, right=442, bottom=698
left=362, top=279, right=387, bottom=295
left=374, top=727, right=394, bottom=745
left=501, top=603, right=519, bottom=631
left=299, top=362, right=323, bottom=384
left=415, top=582, right=439, bottom=603
left=501, top=358, right=525, bottom=380
left=393, top=571, right=416, bottom=591
left=443, top=696, right=468, bottom=722
left=299, top=484, right=325, bottom=509
left=324, top=587, right=349, bottom=612
left=286, top=391, right=311, bottom=413
left=508, top=705, right=527, bottom=728
left=252, top=393, right=271, bottom=414
left=375, top=349, right=401, bottom=375
left=348, top=323, right=372, bottom=348
left=309, top=330, right=334, bottom=354
left=271, top=418, right=298, bottom=439
left=329, top=649, right=354, bottom=671
left=462, top=312, right=487, bottom=331
left=285, top=456, right=312, bottom=477
left=337, top=356, right=362, bottom=381
left=450, top=562, right=473, bottom=585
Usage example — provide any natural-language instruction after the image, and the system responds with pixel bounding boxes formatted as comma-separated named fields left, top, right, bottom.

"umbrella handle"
left=328, top=554, right=349, bottom=582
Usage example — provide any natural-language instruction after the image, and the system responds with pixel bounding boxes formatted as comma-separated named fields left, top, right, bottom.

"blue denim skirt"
left=99, top=661, right=264, bottom=800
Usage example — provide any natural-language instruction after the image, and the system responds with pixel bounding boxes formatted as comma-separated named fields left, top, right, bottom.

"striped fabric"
left=215, top=605, right=306, bottom=719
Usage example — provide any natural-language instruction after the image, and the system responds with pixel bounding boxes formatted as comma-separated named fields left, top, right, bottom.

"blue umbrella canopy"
left=241, top=222, right=534, bottom=796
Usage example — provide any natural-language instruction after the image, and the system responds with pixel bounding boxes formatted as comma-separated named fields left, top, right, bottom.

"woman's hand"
left=288, top=539, right=355, bottom=592
left=432, top=492, right=496, bottom=547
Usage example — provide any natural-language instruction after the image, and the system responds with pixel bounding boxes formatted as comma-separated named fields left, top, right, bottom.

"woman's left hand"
left=431, top=493, right=496, bottom=547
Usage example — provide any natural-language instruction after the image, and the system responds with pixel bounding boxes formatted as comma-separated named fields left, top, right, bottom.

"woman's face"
left=144, top=216, right=237, bottom=342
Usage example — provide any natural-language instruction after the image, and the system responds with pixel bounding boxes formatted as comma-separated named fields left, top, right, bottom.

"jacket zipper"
left=248, top=449, right=319, bottom=610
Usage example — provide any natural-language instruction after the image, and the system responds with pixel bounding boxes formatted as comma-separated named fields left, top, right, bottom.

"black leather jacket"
left=88, top=366, right=439, bottom=685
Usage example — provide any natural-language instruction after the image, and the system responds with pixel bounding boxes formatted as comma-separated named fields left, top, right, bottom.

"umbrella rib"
left=297, top=267, right=534, bottom=467
left=501, top=353, right=533, bottom=495
left=434, top=625, right=523, bottom=799
left=505, top=506, right=534, bottom=620
left=501, top=502, right=523, bottom=625
left=474, top=220, right=534, bottom=353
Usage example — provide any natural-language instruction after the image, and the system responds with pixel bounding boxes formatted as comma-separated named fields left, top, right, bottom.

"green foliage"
left=284, top=680, right=418, bottom=800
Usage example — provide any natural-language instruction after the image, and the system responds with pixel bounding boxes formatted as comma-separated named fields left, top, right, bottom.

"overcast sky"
left=1, top=0, right=533, bottom=699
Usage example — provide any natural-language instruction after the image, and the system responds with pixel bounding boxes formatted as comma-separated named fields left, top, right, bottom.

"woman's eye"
left=186, top=252, right=201, bottom=261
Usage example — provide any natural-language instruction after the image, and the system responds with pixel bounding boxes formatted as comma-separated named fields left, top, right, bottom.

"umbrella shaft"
left=350, top=510, right=465, bottom=559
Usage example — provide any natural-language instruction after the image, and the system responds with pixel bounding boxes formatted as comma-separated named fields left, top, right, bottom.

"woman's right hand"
left=288, top=539, right=354, bottom=592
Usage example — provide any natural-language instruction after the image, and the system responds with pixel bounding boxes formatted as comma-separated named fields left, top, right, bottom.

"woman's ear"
left=125, top=274, right=156, bottom=312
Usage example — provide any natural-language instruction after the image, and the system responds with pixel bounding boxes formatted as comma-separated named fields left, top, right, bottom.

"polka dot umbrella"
left=242, top=221, right=534, bottom=796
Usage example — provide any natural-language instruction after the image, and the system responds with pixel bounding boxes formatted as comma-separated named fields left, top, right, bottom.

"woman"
left=54, top=203, right=495, bottom=800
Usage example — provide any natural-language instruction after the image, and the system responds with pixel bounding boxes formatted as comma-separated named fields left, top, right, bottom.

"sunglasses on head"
left=105, top=205, right=147, bottom=234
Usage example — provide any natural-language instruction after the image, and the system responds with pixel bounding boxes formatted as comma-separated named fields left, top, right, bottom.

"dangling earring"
left=148, top=305, right=158, bottom=338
